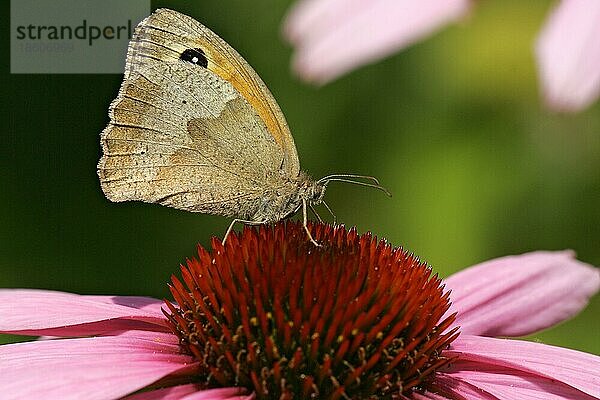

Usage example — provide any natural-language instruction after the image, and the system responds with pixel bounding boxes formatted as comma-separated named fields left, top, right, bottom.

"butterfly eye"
left=180, top=48, right=208, bottom=68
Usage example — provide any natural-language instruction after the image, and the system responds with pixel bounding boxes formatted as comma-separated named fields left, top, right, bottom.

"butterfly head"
left=307, top=179, right=328, bottom=205
left=295, top=173, right=391, bottom=223
left=292, top=171, right=327, bottom=206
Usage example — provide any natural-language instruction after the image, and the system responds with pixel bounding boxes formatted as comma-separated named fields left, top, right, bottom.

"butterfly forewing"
left=98, top=9, right=298, bottom=218
left=128, top=8, right=300, bottom=173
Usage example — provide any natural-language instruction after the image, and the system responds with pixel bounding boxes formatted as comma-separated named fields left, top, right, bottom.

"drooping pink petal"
left=124, top=384, right=253, bottom=400
left=443, top=251, right=599, bottom=337
left=0, top=331, right=196, bottom=400
left=0, top=289, right=169, bottom=336
left=535, top=0, right=600, bottom=112
left=424, top=374, right=499, bottom=400
left=283, top=0, right=471, bottom=84
left=447, top=335, right=600, bottom=398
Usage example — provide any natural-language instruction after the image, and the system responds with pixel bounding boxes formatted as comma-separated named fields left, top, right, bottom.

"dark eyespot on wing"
left=180, top=48, right=208, bottom=68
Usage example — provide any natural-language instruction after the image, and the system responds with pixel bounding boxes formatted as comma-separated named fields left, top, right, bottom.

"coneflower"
left=0, top=222, right=598, bottom=399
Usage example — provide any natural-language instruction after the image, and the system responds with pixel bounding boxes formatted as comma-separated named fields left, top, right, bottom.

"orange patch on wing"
left=200, top=43, right=289, bottom=150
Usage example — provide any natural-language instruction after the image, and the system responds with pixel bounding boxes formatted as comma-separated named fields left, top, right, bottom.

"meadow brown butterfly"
left=97, top=8, right=389, bottom=245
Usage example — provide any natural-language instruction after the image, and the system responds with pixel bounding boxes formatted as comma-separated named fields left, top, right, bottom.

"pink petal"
left=409, top=392, right=461, bottom=400
left=123, top=384, right=203, bottom=400
left=535, top=0, right=600, bottom=112
left=439, top=360, right=597, bottom=399
left=85, top=295, right=166, bottom=316
left=283, top=0, right=471, bottom=84
left=0, top=331, right=195, bottom=400
left=124, top=384, right=253, bottom=400
left=0, top=289, right=169, bottom=336
left=443, top=251, right=599, bottom=337
left=447, top=335, right=600, bottom=398
left=426, top=374, right=499, bottom=399
left=182, top=389, right=255, bottom=400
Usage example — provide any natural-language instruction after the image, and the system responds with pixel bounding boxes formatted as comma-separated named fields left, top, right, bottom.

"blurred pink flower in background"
left=0, top=224, right=599, bottom=399
left=284, top=0, right=600, bottom=112
left=283, top=0, right=471, bottom=85
left=535, top=0, right=600, bottom=112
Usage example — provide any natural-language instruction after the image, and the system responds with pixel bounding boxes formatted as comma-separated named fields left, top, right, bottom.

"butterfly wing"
left=138, top=9, right=300, bottom=174
left=98, top=9, right=299, bottom=217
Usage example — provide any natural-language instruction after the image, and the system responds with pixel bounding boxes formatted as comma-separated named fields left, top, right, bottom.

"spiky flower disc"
left=165, top=222, right=458, bottom=399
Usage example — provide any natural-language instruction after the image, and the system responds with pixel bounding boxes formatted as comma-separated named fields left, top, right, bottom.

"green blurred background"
left=2, top=0, right=598, bottom=352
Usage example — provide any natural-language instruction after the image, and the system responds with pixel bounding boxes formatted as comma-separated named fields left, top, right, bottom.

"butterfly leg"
left=222, top=218, right=265, bottom=245
left=309, top=203, right=323, bottom=223
left=303, top=199, right=322, bottom=247
left=321, top=200, right=337, bottom=224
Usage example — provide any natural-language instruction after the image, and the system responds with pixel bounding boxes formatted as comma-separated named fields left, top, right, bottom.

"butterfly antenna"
left=318, top=174, right=382, bottom=185
left=318, top=176, right=392, bottom=197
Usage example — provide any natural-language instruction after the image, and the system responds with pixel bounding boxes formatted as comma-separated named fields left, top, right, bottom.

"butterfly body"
left=250, top=171, right=326, bottom=223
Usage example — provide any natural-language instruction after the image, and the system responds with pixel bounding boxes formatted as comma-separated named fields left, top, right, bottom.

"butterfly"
left=97, top=8, right=389, bottom=245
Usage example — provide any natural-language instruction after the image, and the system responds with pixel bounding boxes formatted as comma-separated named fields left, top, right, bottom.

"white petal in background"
left=535, top=0, right=600, bottom=112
